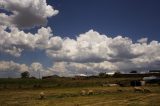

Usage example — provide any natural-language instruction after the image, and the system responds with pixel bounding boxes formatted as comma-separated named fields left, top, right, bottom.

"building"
left=149, top=70, right=160, bottom=73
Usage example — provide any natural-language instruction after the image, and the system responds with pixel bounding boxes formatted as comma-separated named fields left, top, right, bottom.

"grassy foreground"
left=0, top=86, right=160, bottom=106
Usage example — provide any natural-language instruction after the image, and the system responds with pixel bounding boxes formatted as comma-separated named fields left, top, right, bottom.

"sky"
left=0, top=0, right=160, bottom=78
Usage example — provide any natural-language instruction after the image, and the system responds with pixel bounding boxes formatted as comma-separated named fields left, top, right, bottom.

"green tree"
left=113, top=71, right=121, bottom=77
left=130, top=70, right=137, bottom=74
left=21, top=71, right=30, bottom=78
left=98, top=72, right=107, bottom=78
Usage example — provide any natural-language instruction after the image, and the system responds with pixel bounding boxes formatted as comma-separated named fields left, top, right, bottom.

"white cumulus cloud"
left=0, top=61, right=52, bottom=78
left=0, top=26, right=62, bottom=57
left=46, top=30, right=160, bottom=74
left=0, top=0, right=58, bottom=28
left=46, top=30, right=143, bottom=63
left=0, top=61, right=29, bottom=78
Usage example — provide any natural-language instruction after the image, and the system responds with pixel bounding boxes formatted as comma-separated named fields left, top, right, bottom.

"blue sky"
left=0, top=0, right=160, bottom=77
left=48, top=0, right=160, bottom=41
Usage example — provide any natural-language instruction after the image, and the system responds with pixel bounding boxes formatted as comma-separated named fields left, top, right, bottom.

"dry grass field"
left=0, top=86, right=160, bottom=106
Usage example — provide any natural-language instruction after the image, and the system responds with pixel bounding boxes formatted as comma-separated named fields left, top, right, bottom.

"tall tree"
left=21, top=71, right=30, bottom=78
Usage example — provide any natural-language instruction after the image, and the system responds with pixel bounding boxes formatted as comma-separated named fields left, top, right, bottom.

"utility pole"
left=39, top=70, right=41, bottom=79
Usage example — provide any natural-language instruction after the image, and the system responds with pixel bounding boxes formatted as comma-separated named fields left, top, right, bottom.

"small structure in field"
left=143, top=76, right=160, bottom=84
left=74, top=74, right=87, bottom=80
